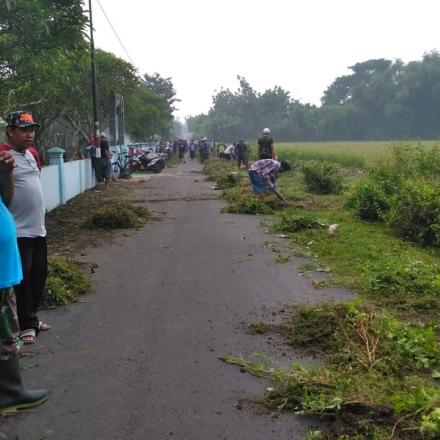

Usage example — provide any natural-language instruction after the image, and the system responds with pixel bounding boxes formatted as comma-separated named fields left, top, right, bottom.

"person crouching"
left=248, top=158, right=291, bottom=202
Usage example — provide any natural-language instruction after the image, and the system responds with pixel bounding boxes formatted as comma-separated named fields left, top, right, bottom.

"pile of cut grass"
left=44, top=257, right=92, bottom=307
left=84, top=201, right=149, bottom=229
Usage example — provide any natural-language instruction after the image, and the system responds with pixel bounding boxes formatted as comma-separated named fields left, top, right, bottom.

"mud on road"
left=1, top=161, right=352, bottom=440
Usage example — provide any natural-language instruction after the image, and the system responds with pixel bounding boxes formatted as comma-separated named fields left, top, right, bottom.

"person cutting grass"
left=248, top=158, right=291, bottom=202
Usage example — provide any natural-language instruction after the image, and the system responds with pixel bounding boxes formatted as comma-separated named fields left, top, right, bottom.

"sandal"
left=38, top=321, right=51, bottom=332
left=20, top=329, right=36, bottom=345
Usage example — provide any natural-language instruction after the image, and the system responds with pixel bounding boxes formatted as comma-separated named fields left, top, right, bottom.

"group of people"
left=214, top=128, right=292, bottom=201
left=0, top=111, right=50, bottom=437
left=248, top=127, right=292, bottom=202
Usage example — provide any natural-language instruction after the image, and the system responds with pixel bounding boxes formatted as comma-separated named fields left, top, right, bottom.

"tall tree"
left=142, top=72, right=180, bottom=113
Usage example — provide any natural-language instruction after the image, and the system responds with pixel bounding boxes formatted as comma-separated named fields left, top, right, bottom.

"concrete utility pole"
left=88, top=0, right=100, bottom=154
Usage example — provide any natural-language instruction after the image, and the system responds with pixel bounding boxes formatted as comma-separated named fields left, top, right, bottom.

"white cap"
left=262, top=128, right=270, bottom=135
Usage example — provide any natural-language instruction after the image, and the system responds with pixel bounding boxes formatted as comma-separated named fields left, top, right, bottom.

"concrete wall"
left=41, top=165, right=61, bottom=212
left=40, top=158, right=95, bottom=212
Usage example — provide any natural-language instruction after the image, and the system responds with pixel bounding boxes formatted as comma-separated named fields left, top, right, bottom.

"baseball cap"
left=6, top=111, right=40, bottom=128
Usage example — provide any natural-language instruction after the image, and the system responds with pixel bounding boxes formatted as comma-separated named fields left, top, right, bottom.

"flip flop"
left=20, top=329, right=36, bottom=345
left=38, top=321, right=51, bottom=332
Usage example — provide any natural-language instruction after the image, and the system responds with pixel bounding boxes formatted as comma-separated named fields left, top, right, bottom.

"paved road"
left=2, top=160, right=352, bottom=440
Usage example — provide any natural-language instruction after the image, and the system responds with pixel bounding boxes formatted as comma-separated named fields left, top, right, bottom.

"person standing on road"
left=189, top=141, right=196, bottom=160
left=99, top=132, right=112, bottom=184
left=257, top=128, right=276, bottom=160
left=0, top=148, right=48, bottom=421
left=199, top=138, right=209, bottom=162
left=236, top=139, right=248, bottom=169
left=248, top=158, right=291, bottom=202
left=0, top=111, right=50, bottom=345
left=178, top=140, right=186, bottom=163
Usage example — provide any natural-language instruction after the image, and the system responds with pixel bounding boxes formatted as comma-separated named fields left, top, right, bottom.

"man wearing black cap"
left=0, top=111, right=50, bottom=345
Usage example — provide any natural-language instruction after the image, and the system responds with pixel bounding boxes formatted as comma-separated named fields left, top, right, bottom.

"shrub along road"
left=2, top=161, right=352, bottom=440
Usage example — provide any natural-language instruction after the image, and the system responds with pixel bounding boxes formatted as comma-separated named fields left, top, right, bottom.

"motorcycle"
left=130, top=151, right=166, bottom=174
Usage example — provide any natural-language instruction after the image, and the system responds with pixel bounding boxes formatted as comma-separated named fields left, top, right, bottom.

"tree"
left=125, top=84, right=171, bottom=140
left=142, top=72, right=180, bottom=113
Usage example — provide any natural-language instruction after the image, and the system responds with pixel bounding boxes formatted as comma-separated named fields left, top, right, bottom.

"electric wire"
left=95, top=0, right=135, bottom=65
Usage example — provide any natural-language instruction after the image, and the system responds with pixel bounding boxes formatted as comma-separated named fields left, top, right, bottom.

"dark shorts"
left=101, top=158, right=112, bottom=180
left=248, top=170, right=268, bottom=194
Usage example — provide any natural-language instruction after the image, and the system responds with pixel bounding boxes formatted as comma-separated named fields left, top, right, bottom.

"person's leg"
left=0, top=288, right=48, bottom=415
left=14, top=238, right=37, bottom=333
left=30, top=237, right=48, bottom=332
left=0, top=288, right=20, bottom=359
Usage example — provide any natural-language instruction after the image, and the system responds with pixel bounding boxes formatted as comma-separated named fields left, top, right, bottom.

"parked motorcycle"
left=130, top=151, right=166, bottom=174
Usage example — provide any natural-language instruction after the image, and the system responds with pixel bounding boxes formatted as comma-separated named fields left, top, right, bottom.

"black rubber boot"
left=0, top=353, right=48, bottom=415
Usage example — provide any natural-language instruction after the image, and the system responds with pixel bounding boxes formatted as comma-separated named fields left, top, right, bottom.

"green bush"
left=84, top=202, right=149, bottom=229
left=222, top=196, right=273, bottom=215
left=347, top=180, right=390, bottom=221
left=44, top=258, right=92, bottom=307
left=368, top=163, right=403, bottom=196
left=302, top=161, right=343, bottom=194
left=388, top=180, right=440, bottom=247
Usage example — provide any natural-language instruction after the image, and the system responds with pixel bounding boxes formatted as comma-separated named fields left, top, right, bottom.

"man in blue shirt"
left=0, top=147, right=47, bottom=421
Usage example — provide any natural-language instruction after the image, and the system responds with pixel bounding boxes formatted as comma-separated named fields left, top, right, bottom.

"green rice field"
left=274, top=140, right=440, bottom=168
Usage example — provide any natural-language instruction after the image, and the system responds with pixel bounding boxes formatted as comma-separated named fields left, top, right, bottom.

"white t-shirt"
left=9, top=149, right=46, bottom=238
left=225, top=145, right=235, bottom=155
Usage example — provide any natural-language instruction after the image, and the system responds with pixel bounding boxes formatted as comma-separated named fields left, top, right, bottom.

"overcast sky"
left=92, top=0, right=440, bottom=119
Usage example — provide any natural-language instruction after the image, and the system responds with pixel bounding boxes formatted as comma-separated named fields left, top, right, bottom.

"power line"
left=95, top=0, right=135, bottom=65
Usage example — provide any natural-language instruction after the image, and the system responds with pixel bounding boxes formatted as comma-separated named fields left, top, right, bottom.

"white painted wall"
left=41, top=165, right=61, bottom=212
left=64, top=161, right=82, bottom=202
left=40, top=158, right=95, bottom=212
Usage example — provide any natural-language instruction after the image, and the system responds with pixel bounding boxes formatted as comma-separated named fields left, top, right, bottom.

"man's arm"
left=0, top=151, right=15, bottom=206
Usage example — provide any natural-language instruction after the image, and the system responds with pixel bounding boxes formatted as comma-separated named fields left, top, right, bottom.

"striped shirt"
left=249, top=159, right=280, bottom=189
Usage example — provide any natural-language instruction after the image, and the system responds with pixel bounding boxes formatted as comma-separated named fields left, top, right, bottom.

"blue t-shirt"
left=0, top=197, right=22, bottom=288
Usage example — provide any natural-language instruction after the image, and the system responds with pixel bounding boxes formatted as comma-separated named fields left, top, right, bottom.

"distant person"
left=0, top=111, right=50, bottom=345
left=99, top=132, right=112, bottom=184
left=224, top=144, right=235, bottom=161
left=248, top=158, right=291, bottom=202
left=217, top=143, right=225, bottom=160
left=236, top=139, right=248, bottom=169
left=0, top=148, right=48, bottom=419
left=199, top=138, right=209, bottom=162
left=189, top=141, right=196, bottom=160
left=178, top=140, right=186, bottom=163
left=257, top=127, right=276, bottom=160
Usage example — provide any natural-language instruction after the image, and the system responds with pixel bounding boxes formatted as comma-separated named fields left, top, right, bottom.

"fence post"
left=47, top=147, right=66, bottom=205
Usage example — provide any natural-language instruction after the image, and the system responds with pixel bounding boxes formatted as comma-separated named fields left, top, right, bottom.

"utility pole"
left=88, top=0, right=100, bottom=155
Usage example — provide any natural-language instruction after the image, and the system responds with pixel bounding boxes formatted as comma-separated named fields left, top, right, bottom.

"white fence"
left=41, top=158, right=95, bottom=212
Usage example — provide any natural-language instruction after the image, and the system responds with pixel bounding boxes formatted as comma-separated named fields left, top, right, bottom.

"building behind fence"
left=41, top=147, right=95, bottom=212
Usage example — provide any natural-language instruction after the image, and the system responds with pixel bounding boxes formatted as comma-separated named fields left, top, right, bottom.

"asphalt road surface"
left=1, top=159, right=352, bottom=440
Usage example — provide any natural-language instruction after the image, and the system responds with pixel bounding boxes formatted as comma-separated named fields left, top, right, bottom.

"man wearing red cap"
left=0, top=111, right=50, bottom=345
left=0, top=131, right=48, bottom=425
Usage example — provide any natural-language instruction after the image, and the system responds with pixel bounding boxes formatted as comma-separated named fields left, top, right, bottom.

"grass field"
left=274, top=140, right=440, bottom=168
